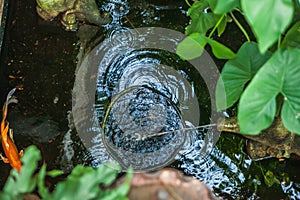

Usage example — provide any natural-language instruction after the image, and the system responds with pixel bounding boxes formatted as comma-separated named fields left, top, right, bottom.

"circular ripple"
left=72, top=27, right=224, bottom=171
left=102, top=86, right=186, bottom=170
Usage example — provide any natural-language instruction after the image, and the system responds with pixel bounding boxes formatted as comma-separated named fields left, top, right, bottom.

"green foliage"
left=207, top=0, right=240, bottom=14
left=0, top=146, right=132, bottom=200
left=180, top=0, right=300, bottom=135
left=0, top=146, right=40, bottom=200
left=216, top=42, right=272, bottom=110
left=204, top=36, right=236, bottom=59
left=186, top=1, right=216, bottom=35
left=258, top=162, right=285, bottom=188
left=177, top=33, right=236, bottom=60
left=177, top=33, right=206, bottom=60
left=241, top=0, right=294, bottom=53
left=215, top=14, right=231, bottom=37
left=281, top=21, right=300, bottom=49
left=263, top=170, right=281, bottom=187
left=239, top=49, right=300, bottom=134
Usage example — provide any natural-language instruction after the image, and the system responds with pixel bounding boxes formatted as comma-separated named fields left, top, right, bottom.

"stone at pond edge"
left=218, top=117, right=300, bottom=160
left=23, top=194, right=41, bottom=200
left=113, top=168, right=219, bottom=200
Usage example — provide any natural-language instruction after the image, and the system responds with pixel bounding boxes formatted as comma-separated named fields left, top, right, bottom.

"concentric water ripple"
left=72, top=27, right=223, bottom=171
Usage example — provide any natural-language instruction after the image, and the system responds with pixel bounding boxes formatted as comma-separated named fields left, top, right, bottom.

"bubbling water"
left=72, top=27, right=221, bottom=171
left=102, top=86, right=186, bottom=170
left=94, top=47, right=215, bottom=170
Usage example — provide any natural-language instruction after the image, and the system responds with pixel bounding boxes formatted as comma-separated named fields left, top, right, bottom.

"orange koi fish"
left=0, top=88, right=23, bottom=172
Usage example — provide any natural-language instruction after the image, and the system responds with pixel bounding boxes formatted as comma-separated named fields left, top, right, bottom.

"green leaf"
left=186, top=1, right=216, bottom=34
left=3, top=145, right=41, bottom=197
left=263, top=171, right=280, bottom=187
left=99, top=167, right=133, bottom=200
left=204, top=37, right=236, bottom=59
left=95, top=162, right=121, bottom=186
left=177, top=33, right=236, bottom=60
left=37, top=164, right=51, bottom=199
left=52, top=163, right=121, bottom=200
left=241, top=0, right=294, bottom=53
left=215, top=14, right=229, bottom=37
left=0, top=193, right=11, bottom=200
left=208, top=0, right=240, bottom=14
left=216, top=42, right=272, bottom=110
left=176, top=33, right=206, bottom=60
left=47, top=169, right=64, bottom=177
left=238, top=49, right=300, bottom=134
left=52, top=166, right=98, bottom=200
left=281, top=21, right=300, bottom=49
left=0, top=147, right=130, bottom=200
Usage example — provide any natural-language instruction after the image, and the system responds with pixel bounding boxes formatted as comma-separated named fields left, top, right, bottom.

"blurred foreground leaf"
left=0, top=146, right=131, bottom=200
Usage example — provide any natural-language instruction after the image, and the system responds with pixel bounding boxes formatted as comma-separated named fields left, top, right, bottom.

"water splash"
left=72, top=27, right=222, bottom=171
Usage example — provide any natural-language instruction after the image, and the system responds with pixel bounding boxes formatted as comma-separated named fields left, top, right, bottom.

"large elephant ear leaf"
left=176, top=33, right=206, bottom=60
left=241, top=0, right=294, bottom=53
left=238, top=49, right=300, bottom=135
left=208, top=0, right=240, bottom=14
left=281, top=21, right=300, bottom=49
left=216, top=42, right=271, bottom=110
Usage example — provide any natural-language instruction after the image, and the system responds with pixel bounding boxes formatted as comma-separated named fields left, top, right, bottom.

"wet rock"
left=114, top=168, right=219, bottom=200
left=23, top=194, right=41, bottom=200
left=8, top=110, right=60, bottom=143
left=218, top=117, right=300, bottom=160
left=36, top=0, right=111, bottom=31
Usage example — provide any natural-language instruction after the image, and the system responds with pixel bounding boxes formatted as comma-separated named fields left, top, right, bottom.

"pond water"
left=1, top=0, right=300, bottom=199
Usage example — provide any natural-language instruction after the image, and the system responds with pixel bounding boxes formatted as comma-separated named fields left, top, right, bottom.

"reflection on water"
left=102, top=86, right=186, bottom=170
left=178, top=138, right=253, bottom=198
left=71, top=1, right=300, bottom=198
left=3, top=0, right=300, bottom=198
left=72, top=26, right=218, bottom=171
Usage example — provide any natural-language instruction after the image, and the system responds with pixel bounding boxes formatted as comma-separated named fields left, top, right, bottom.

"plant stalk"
left=208, top=14, right=225, bottom=38
left=277, top=35, right=282, bottom=49
left=230, top=12, right=250, bottom=42
left=185, top=0, right=192, bottom=7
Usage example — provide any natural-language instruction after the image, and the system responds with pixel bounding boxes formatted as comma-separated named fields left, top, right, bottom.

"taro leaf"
left=186, top=1, right=216, bottom=35
left=176, top=33, right=206, bottom=60
left=241, top=0, right=294, bottom=53
left=216, top=42, right=272, bottom=110
left=215, top=14, right=229, bottom=37
left=177, top=33, right=235, bottom=60
left=238, top=49, right=300, bottom=134
left=216, top=15, right=227, bottom=37
left=281, top=21, right=300, bottom=49
left=208, top=0, right=240, bottom=14
left=3, top=145, right=41, bottom=197
left=204, top=37, right=236, bottom=59
left=295, top=0, right=300, bottom=22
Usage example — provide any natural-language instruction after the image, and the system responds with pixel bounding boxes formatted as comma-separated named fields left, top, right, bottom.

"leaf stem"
left=277, top=35, right=282, bottom=49
left=208, top=14, right=225, bottom=38
left=230, top=12, right=250, bottom=42
left=185, top=0, right=192, bottom=7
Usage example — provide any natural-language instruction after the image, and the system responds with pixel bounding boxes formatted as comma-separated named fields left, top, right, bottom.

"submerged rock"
left=8, top=110, right=60, bottom=143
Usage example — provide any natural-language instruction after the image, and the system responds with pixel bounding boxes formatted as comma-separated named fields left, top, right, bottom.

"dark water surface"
left=1, top=0, right=300, bottom=199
